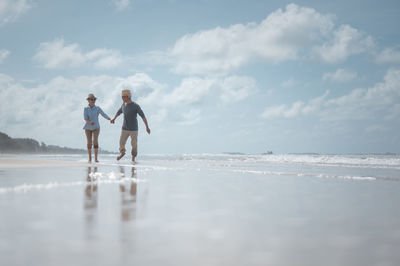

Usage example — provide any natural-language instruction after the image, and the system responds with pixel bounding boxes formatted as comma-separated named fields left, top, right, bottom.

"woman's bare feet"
left=117, top=152, right=125, bottom=161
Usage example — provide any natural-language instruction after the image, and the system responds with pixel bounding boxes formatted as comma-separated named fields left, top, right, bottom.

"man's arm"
left=142, top=117, right=151, bottom=134
left=110, top=113, right=120, bottom=124
left=110, top=107, right=122, bottom=124
left=137, top=106, right=150, bottom=134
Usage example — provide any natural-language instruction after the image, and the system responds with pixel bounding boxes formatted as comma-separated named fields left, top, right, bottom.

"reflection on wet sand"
left=84, top=166, right=98, bottom=225
left=119, top=166, right=137, bottom=222
left=83, top=165, right=143, bottom=235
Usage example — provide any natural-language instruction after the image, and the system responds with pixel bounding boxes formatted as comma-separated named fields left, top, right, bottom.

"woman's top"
left=83, top=105, right=110, bottom=130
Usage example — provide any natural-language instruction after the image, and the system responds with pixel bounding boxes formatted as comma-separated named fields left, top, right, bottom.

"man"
left=111, top=89, right=151, bottom=162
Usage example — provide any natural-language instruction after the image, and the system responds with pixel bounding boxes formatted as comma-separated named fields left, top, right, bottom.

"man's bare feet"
left=95, top=159, right=99, bottom=163
left=117, top=152, right=125, bottom=161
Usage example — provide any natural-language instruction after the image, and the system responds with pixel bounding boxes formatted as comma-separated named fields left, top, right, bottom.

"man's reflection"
left=84, top=166, right=98, bottom=224
left=119, top=166, right=137, bottom=222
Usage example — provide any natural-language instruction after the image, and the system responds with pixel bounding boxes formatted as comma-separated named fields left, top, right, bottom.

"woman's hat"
left=86, top=93, right=97, bottom=100
left=121, top=89, right=131, bottom=97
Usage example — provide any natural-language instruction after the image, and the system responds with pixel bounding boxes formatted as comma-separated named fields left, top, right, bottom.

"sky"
left=0, top=0, right=400, bottom=154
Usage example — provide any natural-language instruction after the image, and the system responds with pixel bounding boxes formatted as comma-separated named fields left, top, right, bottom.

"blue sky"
left=1, top=0, right=400, bottom=154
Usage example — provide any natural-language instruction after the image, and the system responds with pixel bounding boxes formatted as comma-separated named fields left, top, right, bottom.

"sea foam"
left=0, top=172, right=146, bottom=194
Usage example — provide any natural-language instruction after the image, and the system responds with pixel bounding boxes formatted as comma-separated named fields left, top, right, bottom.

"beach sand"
left=1, top=154, right=400, bottom=266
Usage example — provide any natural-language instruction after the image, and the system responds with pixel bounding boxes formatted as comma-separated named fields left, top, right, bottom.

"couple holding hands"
left=83, top=89, right=150, bottom=163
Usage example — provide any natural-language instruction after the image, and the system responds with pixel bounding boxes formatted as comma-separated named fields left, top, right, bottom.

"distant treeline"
left=0, top=131, right=112, bottom=154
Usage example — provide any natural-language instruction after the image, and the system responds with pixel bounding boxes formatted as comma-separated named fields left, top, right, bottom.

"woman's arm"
left=110, top=107, right=122, bottom=124
left=98, top=107, right=111, bottom=120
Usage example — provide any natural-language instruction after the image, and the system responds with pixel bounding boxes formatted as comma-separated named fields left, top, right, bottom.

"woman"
left=83, top=93, right=111, bottom=162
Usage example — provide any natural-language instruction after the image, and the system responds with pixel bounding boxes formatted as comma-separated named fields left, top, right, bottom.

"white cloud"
left=0, top=0, right=31, bottom=25
left=0, top=49, right=10, bottom=63
left=0, top=72, right=256, bottom=147
left=261, top=97, right=326, bottom=119
left=163, top=75, right=256, bottom=107
left=0, top=72, right=164, bottom=149
left=33, top=39, right=85, bottom=68
left=219, top=76, right=256, bottom=103
left=178, top=109, right=201, bottom=126
left=314, top=25, right=374, bottom=63
left=33, top=38, right=123, bottom=69
left=262, top=69, right=400, bottom=121
left=113, top=0, right=130, bottom=11
left=376, top=47, right=400, bottom=64
left=323, top=68, right=357, bottom=82
left=150, top=108, right=168, bottom=123
left=164, top=77, right=215, bottom=105
left=168, top=4, right=373, bottom=75
left=171, top=4, right=333, bottom=75
left=324, top=69, right=400, bottom=121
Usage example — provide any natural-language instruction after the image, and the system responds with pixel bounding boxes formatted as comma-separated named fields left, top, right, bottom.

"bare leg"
left=93, top=129, right=100, bottom=163
left=88, top=148, right=92, bottom=162
left=94, top=148, right=99, bottom=162
left=117, top=152, right=125, bottom=161
left=85, top=130, right=93, bottom=163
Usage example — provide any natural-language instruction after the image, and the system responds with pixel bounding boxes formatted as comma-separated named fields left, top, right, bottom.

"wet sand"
left=1, top=154, right=400, bottom=266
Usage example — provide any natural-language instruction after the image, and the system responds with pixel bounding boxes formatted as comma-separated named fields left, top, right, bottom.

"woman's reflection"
left=84, top=166, right=98, bottom=224
left=119, top=166, right=137, bottom=222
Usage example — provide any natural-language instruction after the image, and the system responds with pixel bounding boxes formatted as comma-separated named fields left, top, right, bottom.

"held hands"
left=110, top=119, right=115, bottom=124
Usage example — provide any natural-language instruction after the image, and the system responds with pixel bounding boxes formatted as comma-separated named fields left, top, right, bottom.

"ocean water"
left=1, top=153, right=400, bottom=266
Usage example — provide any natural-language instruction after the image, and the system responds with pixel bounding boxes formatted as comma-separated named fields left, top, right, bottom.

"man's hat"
left=121, top=89, right=131, bottom=97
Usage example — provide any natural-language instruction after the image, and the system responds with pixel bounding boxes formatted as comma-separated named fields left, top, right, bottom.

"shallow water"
left=1, top=154, right=400, bottom=266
